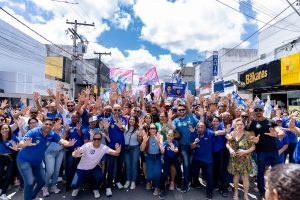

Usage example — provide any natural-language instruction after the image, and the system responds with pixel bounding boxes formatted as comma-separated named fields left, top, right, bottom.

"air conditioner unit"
left=77, top=42, right=87, bottom=55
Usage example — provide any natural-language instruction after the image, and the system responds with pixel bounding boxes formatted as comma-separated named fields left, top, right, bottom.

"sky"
left=0, top=0, right=294, bottom=83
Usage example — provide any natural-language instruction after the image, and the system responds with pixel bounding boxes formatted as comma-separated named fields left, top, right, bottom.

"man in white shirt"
left=71, top=133, right=120, bottom=198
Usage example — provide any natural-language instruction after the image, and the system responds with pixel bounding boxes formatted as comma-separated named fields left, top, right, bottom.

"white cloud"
left=111, top=11, right=132, bottom=30
left=134, top=0, right=248, bottom=55
left=3, top=1, right=26, bottom=11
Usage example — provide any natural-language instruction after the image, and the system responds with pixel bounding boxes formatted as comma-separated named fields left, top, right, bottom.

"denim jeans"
left=180, top=144, right=192, bottom=188
left=192, top=160, right=214, bottom=197
left=65, top=150, right=80, bottom=188
left=107, top=150, right=125, bottom=188
left=17, top=159, right=46, bottom=200
left=160, top=156, right=182, bottom=191
left=125, top=145, right=140, bottom=183
left=0, top=156, right=15, bottom=194
left=71, top=165, right=103, bottom=190
left=146, top=154, right=162, bottom=188
left=44, top=149, right=65, bottom=187
left=284, top=142, right=296, bottom=163
left=213, top=147, right=228, bottom=193
left=257, top=151, right=280, bottom=194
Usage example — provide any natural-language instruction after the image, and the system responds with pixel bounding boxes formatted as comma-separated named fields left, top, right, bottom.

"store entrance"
left=262, top=92, right=287, bottom=110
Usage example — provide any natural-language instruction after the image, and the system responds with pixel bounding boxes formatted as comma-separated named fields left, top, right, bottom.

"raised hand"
left=142, top=131, right=149, bottom=143
left=21, top=96, right=27, bottom=108
left=54, top=118, right=62, bottom=129
left=10, top=141, right=19, bottom=151
left=76, top=122, right=81, bottom=131
left=116, top=120, right=123, bottom=129
left=115, top=143, right=121, bottom=153
left=226, top=124, right=231, bottom=133
left=68, top=139, right=77, bottom=146
left=250, top=134, right=260, bottom=144
left=24, top=138, right=35, bottom=147
left=16, top=118, right=25, bottom=128
left=189, top=125, right=195, bottom=133
left=89, top=129, right=94, bottom=139
left=32, top=92, right=40, bottom=102
left=102, top=118, right=110, bottom=130
left=73, top=148, right=83, bottom=157
left=265, top=128, right=277, bottom=137
left=47, top=88, right=54, bottom=97
left=0, top=99, right=8, bottom=109
left=194, top=138, right=200, bottom=143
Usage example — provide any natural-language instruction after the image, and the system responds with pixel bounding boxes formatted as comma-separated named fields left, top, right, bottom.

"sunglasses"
left=31, top=112, right=38, bottom=114
left=255, top=109, right=263, bottom=112
left=149, top=127, right=156, bottom=130
left=242, top=116, right=249, bottom=118
left=114, top=109, right=121, bottom=112
left=178, top=109, right=186, bottom=111
left=93, top=138, right=101, bottom=141
left=67, top=105, right=74, bottom=107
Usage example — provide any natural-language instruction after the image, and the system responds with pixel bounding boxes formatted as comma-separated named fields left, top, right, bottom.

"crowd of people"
left=0, top=85, right=299, bottom=200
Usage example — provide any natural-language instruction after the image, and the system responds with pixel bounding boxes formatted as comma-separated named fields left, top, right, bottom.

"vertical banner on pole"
left=212, top=51, right=218, bottom=77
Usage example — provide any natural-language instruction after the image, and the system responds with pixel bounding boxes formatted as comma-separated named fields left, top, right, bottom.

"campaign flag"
left=171, top=71, right=185, bottom=84
left=110, top=68, right=134, bottom=84
left=232, top=91, right=247, bottom=109
left=140, top=67, right=160, bottom=85
left=137, top=76, right=143, bottom=86
left=264, top=95, right=272, bottom=118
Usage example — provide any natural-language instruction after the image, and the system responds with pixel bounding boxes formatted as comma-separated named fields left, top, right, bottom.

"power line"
left=215, top=0, right=294, bottom=58
left=230, top=0, right=300, bottom=32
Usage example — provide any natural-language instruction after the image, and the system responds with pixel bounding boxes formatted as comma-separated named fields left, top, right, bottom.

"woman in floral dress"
left=226, top=118, right=256, bottom=200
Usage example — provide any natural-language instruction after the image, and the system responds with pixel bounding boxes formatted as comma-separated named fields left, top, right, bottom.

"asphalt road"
left=7, top=181, right=260, bottom=200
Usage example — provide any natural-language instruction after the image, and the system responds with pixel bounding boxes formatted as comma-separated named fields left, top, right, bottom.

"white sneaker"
left=93, top=190, right=100, bottom=198
left=72, top=189, right=79, bottom=197
left=116, top=182, right=123, bottom=190
left=0, top=194, right=8, bottom=200
left=130, top=182, right=136, bottom=190
left=123, top=181, right=130, bottom=189
left=42, top=187, right=49, bottom=197
left=49, top=185, right=61, bottom=194
left=106, top=188, right=112, bottom=197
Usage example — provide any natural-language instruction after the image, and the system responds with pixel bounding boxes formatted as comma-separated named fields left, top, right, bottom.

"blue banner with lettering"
left=212, top=51, right=218, bottom=76
left=213, top=80, right=224, bottom=92
left=165, top=82, right=186, bottom=98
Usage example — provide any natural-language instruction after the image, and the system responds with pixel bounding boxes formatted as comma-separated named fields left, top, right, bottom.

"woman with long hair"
left=226, top=118, right=255, bottom=200
left=124, top=115, right=142, bottom=190
left=140, top=123, right=164, bottom=196
left=0, top=124, right=19, bottom=200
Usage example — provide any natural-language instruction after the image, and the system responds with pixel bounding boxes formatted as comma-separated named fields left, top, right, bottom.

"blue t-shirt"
left=46, top=126, right=65, bottom=152
left=67, top=122, right=84, bottom=150
left=148, top=137, right=160, bottom=155
left=107, top=116, right=127, bottom=149
left=190, top=129, right=214, bottom=163
left=83, top=127, right=106, bottom=145
left=209, top=126, right=226, bottom=152
left=290, top=118, right=300, bottom=163
left=173, top=114, right=199, bottom=145
left=81, top=109, right=90, bottom=128
left=0, top=135, right=19, bottom=154
left=47, top=112, right=63, bottom=120
left=163, top=139, right=178, bottom=158
left=17, top=127, right=61, bottom=164
left=282, top=118, right=299, bottom=143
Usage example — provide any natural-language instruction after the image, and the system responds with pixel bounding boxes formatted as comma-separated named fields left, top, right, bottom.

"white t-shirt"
left=77, top=142, right=110, bottom=170
left=62, top=109, right=72, bottom=125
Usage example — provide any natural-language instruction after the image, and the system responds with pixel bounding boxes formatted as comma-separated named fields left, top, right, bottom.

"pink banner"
left=139, top=67, right=159, bottom=85
left=110, top=68, right=134, bottom=84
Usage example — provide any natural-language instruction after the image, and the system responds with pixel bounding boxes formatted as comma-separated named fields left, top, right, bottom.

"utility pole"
left=286, top=0, right=300, bottom=17
left=66, top=20, right=94, bottom=99
left=94, top=52, right=111, bottom=96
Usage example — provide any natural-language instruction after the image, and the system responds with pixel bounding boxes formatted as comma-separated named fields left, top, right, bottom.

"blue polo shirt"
left=67, top=122, right=84, bottom=150
left=209, top=126, right=226, bottom=152
left=163, top=139, right=178, bottom=158
left=282, top=118, right=299, bottom=143
left=81, top=109, right=90, bottom=128
left=47, top=111, right=63, bottom=120
left=0, top=135, right=19, bottom=154
left=290, top=119, right=300, bottom=163
left=276, top=134, right=289, bottom=163
left=173, top=114, right=199, bottom=145
left=17, top=127, right=61, bottom=164
left=190, top=129, right=214, bottom=163
left=107, top=116, right=127, bottom=149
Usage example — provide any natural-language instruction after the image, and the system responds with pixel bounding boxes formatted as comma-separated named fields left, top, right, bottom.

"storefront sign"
left=281, top=52, right=300, bottom=85
left=239, top=60, right=280, bottom=90
left=213, top=80, right=224, bottom=92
